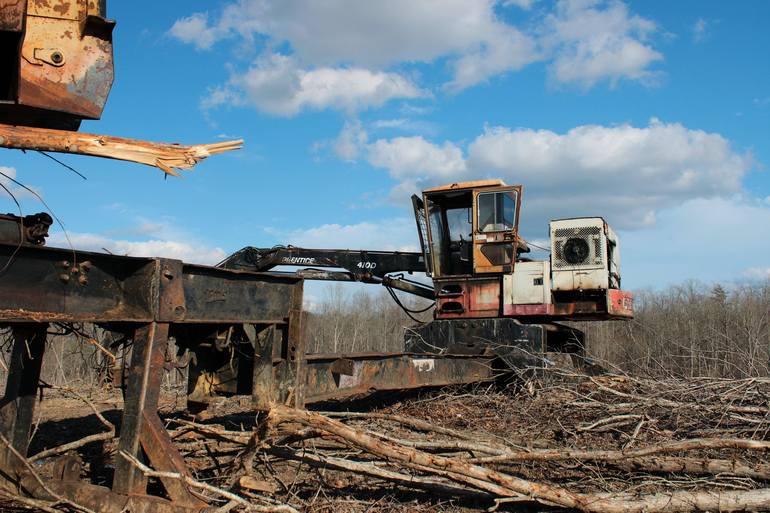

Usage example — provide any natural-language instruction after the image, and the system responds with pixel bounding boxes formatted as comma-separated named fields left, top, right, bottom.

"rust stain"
left=52, top=0, right=71, bottom=17
left=0, top=0, right=26, bottom=31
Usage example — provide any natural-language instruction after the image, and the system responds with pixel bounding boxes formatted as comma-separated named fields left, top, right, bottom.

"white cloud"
left=367, top=136, right=467, bottom=180
left=46, top=217, right=227, bottom=265
left=692, top=18, right=708, bottom=43
left=369, top=118, right=439, bottom=136
left=168, top=12, right=222, bottom=50
left=205, top=53, right=426, bottom=116
left=0, top=166, right=42, bottom=203
left=543, top=0, right=662, bottom=87
left=178, top=0, right=535, bottom=67
left=371, top=119, right=412, bottom=130
left=503, top=0, right=537, bottom=9
left=444, top=24, right=540, bottom=92
left=333, top=120, right=368, bottom=161
left=0, top=166, right=19, bottom=197
left=620, top=197, right=770, bottom=288
left=744, top=267, right=770, bottom=281
left=173, top=0, right=661, bottom=101
left=47, top=231, right=226, bottom=265
left=272, top=217, right=417, bottom=252
left=362, top=120, right=753, bottom=230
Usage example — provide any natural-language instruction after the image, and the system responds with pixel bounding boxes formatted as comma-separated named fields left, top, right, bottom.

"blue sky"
left=1, top=0, right=769, bottom=292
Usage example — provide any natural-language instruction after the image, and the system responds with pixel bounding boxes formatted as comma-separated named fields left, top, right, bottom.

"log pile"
left=3, top=372, right=769, bottom=512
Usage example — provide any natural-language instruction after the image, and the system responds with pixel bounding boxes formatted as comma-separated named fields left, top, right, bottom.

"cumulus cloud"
left=333, top=120, right=368, bottom=161
left=172, top=0, right=534, bottom=67
left=47, top=231, right=226, bottom=265
left=271, top=217, right=417, bottom=252
left=204, top=53, right=426, bottom=116
left=46, top=217, right=226, bottom=265
left=172, top=0, right=662, bottom=107
left=367, top=136, right=467, bottom=180
left=444, top=24, right=540, bottom=92
left=620, top=198, right=770, bottom=288
left=361, top=120, right=753, bottom=230
left=543, top=0, right=663, bottom=87
left=168, top=12, right=222, bottom=50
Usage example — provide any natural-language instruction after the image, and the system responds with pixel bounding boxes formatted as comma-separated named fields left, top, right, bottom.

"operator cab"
left=412, top=180, right=526, bottom=279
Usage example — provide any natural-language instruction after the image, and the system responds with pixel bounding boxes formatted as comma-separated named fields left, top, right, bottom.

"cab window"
left=477, top=191, right=517, bottom=232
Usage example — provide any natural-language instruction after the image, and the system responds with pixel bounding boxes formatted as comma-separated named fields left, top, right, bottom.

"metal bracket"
left=32, top=48, right=66, bottom=67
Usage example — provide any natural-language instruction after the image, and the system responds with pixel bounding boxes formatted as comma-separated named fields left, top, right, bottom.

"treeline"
left=585, top=281, right=769, bottom=378
left=305, top=284, right=432, bottom=354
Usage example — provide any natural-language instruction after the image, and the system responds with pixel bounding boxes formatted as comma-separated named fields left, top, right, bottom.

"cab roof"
left=422, top=179, right=511, bottom=194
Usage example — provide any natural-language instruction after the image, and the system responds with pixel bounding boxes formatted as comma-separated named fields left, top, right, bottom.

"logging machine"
left=219, top=179, right=634, bottom=367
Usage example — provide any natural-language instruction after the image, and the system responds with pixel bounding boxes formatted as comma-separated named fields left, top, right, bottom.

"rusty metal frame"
left=0, top=241, right=304, bottom=511
left=0, top=240, right=503, bottom=511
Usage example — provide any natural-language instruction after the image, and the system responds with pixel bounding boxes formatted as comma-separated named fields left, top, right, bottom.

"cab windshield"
left=477, top=190, right=517, bottom=232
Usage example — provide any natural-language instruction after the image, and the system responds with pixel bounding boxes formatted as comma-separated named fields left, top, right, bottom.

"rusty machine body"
left=0, top=3, right=632, bottom=512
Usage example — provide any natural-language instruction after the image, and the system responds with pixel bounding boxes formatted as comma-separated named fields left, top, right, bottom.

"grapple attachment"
left=0, top=0, right=114, bottom=129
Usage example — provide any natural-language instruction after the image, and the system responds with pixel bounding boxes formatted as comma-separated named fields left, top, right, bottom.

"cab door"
left=472, top=186, right=521, bottom=274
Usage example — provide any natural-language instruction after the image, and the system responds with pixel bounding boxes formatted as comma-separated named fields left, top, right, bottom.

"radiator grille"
left=552, top=224, right=605, bottom=269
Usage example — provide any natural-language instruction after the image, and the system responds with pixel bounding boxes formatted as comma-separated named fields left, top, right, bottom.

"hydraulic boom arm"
left=218, top=246, right=436, bottom=300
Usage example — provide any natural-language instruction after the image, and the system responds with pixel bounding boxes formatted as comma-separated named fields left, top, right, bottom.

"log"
left=469, top=437, right=770, bottom=464
left=616, top=456, right=770, bottom=480
left=0, top=124, right=242, bottom=176
left=269, top=405, right=770, bottom=513
left=269, top=404, right=583, bottom=508
left=269, top=446, right=491, bottom=498
left=585, top=489, right=770, bottom=513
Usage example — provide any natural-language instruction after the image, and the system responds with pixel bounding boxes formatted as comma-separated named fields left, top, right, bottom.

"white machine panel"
left=505, top=260, right=551, bottom=305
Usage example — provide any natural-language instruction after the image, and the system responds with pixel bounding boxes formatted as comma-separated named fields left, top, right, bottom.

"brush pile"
left=3, top=371, right=770, bottom=512
left=159, top=371, right=770, bottom=512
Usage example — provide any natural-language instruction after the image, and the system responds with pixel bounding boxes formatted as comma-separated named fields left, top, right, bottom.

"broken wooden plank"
left=0, top=124, right=242, bottom=176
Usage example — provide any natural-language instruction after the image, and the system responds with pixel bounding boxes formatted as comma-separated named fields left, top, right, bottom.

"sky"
left=1, top=0, right=769, bottom=293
